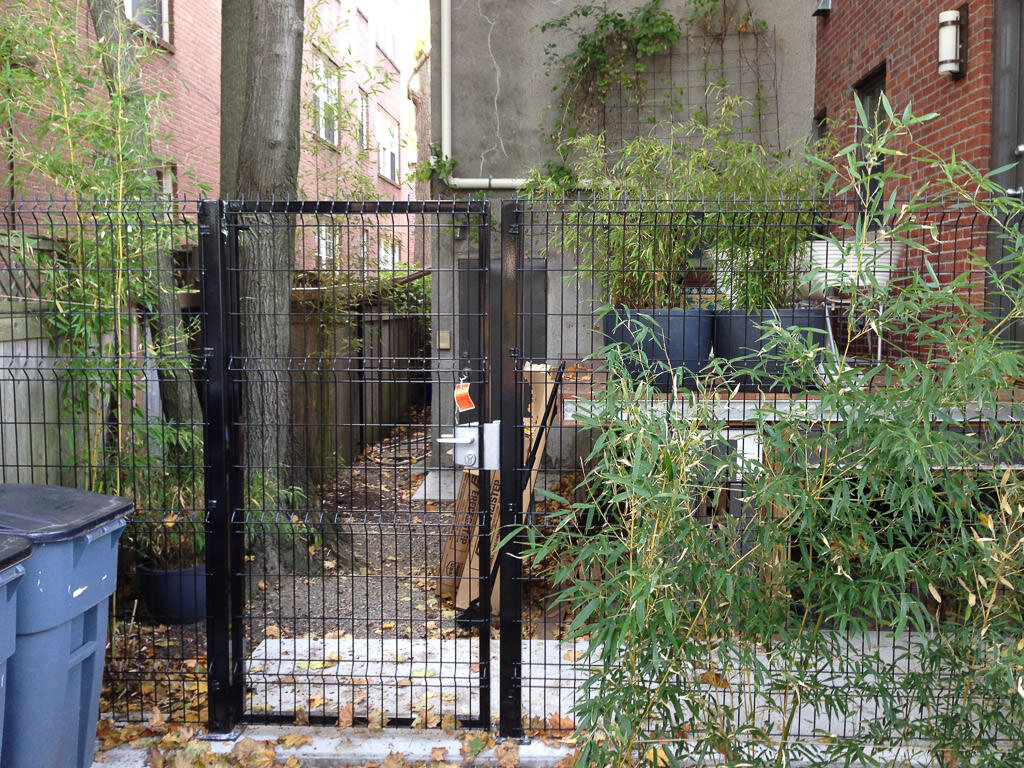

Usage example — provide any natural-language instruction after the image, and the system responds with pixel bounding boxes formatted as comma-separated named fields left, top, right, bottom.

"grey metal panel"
left=987, top=0, right=1024, bottom=341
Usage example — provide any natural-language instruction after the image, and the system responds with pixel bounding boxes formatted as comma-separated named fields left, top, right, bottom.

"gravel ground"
left=243, top=412, right=473, bottom=652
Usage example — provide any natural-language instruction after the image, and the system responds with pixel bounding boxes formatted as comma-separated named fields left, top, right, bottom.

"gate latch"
left=438, top=421, right=500, bottom=470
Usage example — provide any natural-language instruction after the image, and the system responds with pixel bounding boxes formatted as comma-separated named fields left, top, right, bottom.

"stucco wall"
left=430, top=0, right=819, bottom=182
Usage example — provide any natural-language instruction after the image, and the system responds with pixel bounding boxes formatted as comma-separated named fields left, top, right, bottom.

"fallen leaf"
left=293, top=706, right=309, bottom=726
left=382, top=753, right=406, bottom=768
left=257, top=580, right=267, bottom=591
left=412, top=703, right=441, bottom=729
left=309, top=695, right=328, bottom=709
left=563, top=649, right=582, bottom=662
left=337, top=702, right=355, bottom=729
left=698, top=670, right=731, bottom=689
left=494, top=739, right=519, bottom=767
left=460, top=731, right=495, bottom=762
left=297, top=660, right=337, bottom=670
left=546, top=713, right=576, bottom=736
left=430, top=746, right=448, bottom=762
left=278, top=733, right=313, bottom=749
left=368, top=709, right=388, bottom=731
left=441, top=713, right=457, bottom=734
left=644, top=745, right=671, bottom=766
left=265, top=625, right=281, bottom=638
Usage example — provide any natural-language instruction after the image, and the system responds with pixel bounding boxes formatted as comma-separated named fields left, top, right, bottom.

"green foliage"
left=525, top=90, right=826, bottom=310
left=541, top=0, right=681, bottom=147
left=118, top=422, right=206, bottom=570
left=1, top=5, right=202, bottom=573
left=0, top=1, right=168, bottom=198
left=408, top=147, right=457, bottom=186
left=518, top=99, right=1024, bottom=765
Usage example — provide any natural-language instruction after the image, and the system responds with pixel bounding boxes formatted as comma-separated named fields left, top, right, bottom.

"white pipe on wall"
left=440, top=0, right=526, bottom=190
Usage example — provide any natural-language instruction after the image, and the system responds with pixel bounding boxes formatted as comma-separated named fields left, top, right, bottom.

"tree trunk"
left=220, top=0, right=335, bottom=568
left=87, top=0, right=203, bottom=442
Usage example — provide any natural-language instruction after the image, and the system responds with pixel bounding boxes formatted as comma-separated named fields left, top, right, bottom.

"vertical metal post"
left=224, top=205, right=248, bottom=727
left=476, top=201, right=492, bottom=731
left=498, top=199, right=524, bottom=737
left=199, top=199, right=244, bottom=732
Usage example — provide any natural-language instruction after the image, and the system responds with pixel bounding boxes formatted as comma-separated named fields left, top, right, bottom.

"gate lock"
left=438, top=421, right=500, bottom=470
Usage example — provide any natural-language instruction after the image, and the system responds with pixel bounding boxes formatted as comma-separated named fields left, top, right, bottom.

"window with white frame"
left=376, top=8, right=398, bottom=63
left=316, top=227, right=337, bottom=269
left=378, top=238, right=400, bottom=270
left=123, top=0, right=170, bottom=42
left=357, top=91, right=370, bottom=150
left=312, top=55, right=339, bottom=145
left=377, top=111, right=399, bottom=183
left=359, top=229, right=369, bottom=265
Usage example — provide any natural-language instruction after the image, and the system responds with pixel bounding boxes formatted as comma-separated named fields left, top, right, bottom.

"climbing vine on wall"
left=541, top=0, right=681, bottom=147
left=541, top=0, right=777, bottom=154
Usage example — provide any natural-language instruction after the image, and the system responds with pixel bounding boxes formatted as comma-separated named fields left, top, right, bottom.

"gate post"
left=498, top=199, right=524, bottom=737
left=198, top=200, right=244, bottom=732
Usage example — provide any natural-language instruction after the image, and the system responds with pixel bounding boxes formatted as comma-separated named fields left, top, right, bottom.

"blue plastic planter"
left=0, top=484, right=133, bottom=768
left=0, top=534, right=30, bottom=761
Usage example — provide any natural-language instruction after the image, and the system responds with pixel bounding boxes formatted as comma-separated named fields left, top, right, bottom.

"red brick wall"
left=815, top=0, right=994, bottom=191
left=3, top=0, right=220, bottom=201
left=149, top=0, right=221, bottom=198
left=815, top=1, right=996, bottom=355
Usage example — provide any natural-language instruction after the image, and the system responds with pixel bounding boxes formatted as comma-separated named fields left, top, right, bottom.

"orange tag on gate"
left=454, top=381, right=475, bottom=412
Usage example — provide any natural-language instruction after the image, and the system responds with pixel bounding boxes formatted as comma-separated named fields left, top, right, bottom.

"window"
left=854, top=66, right=886, bottom=223
left=123, top=0, right=169, bottom=42
left=359, top=229, right=369, bottom=264
left=376, top=8, right=398, bottom=63
left=378, top=238, right=400, bottom=270
left=357, top=91, right=370, bottom=150
left=377, top=111, right=399, bottom=183
left=155, top=165, right=176, bottom=198
left=312, top=56, right=339, bottom=145
left=316, top=227, right=337, bottom=269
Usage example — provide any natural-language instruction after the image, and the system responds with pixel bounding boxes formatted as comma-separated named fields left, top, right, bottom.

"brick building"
left=4, top=0, right=425, bottom=206
left=814, top=0, right=1024, bottom=329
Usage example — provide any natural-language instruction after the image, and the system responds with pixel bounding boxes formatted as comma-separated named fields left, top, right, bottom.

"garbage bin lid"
left=0, top=484, right=133, bottom=543
left=0, top=534, right=31, bottom=571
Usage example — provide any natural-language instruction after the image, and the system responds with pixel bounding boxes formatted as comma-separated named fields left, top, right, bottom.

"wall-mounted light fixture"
left=812, top=0, right=831, bottom=17
left=937, top=7, right=966, bottom=79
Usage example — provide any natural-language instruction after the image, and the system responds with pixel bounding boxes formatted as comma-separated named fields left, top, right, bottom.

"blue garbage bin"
left=0, top=534, right=30, bottom=760
left=0, top=484, right=133, bottom=768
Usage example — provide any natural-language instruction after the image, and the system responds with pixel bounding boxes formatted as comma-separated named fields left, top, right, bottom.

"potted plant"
left=527, top=134, right=718, bottom=393
left=129, top=511, right=206, bottom=624
left=709, top=209, right=831, bottom=393
left=123, top=460, right=207, bottom=624
left=588, top=194, right=714, bottom=393
left=527, top=88, right=830, bottom=393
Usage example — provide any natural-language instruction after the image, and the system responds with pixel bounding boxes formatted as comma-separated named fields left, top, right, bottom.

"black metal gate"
left=198, top=199, right=496, bottom=732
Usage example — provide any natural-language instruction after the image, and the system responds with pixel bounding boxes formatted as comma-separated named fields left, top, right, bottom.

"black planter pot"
left=603, top=308, right=714, bottom=392
left=137, top=563, right=207, bottom=624
left=714, top=307, right=829, bottom=393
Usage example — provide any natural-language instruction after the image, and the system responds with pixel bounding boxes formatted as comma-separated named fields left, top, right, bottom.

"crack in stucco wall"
left=476, top=0, right=508, bottom=175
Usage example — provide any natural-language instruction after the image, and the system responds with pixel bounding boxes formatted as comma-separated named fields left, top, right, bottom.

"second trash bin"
left=0, top=484, right=133, bottom=768
left=0, top=534, right=31, bottom=760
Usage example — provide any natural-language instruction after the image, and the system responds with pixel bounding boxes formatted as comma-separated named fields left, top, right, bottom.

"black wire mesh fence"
left=503, top=194, right=1023, bottom=759
left=215, top=200, right=495, bottom=729
left=2, top=196, right=1021, bottom=760
left=0, top=200, right=208, bottom=722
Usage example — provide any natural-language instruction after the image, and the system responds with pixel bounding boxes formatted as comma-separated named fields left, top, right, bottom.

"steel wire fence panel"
left=0, top=199, right=208, bottom=723
left=225, top=202, right=490, bottom=728
left=507, top=195, right=1020, bottom=754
